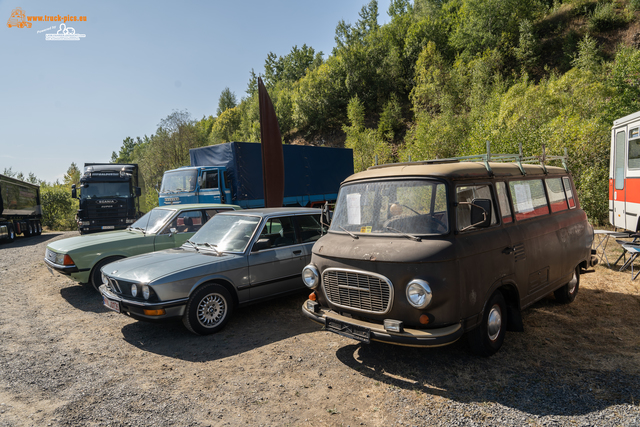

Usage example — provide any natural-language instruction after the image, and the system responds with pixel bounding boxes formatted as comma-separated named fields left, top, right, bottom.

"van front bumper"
left=302, top=300, right=463, bottom=348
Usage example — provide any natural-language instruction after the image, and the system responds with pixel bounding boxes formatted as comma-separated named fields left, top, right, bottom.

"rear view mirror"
left=135, top=187, right=142, bottom=197
left=71, top=184, right=77, bottom=199
left=470, top=198, right=492, bottom=228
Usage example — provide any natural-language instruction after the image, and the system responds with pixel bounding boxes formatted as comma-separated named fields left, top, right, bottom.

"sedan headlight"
left=406, top=279, right=432, bottom=309
left=302, top=264, right=320, bottom=289
left=142, top=285, right=150, bottom=300
left=131, top=284, right=138, bottom=297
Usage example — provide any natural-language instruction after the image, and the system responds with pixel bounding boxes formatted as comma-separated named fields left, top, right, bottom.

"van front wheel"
left=554, top=267, right=579, bottom=304
left=468, top=290, right=507, bottom=357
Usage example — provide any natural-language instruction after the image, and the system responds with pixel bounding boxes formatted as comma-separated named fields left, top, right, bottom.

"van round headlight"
left=131, top=284, right=138, bottom=297
left=406, top=279, right=432, bottom=309
left=302, top=264, right=319, bottom=289
left=142, top=285, right=150, bottom=300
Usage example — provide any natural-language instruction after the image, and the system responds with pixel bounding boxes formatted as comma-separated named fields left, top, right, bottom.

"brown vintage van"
left=301, top=156, right=596, bottom=356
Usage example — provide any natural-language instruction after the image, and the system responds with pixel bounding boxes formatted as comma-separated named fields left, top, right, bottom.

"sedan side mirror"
left=169, top=227, right=177, bottom=237
left=252, top=238, right=271, bottom=252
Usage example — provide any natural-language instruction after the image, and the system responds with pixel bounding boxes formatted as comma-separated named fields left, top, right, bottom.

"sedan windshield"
left=190, top=214, right=261, bottom=252
left=130, top=208, right=174, bottom=234
left=330, top=180, right=449, bottom=236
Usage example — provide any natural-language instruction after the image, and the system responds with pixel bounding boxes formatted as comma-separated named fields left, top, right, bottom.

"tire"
left=554, top=267, right=580, bottom=304
left=24, top=223, right=33, bottom=237
left=35, top=221, right=42, bottom=235
left=7, top=225, right=15, bottom=243
left=468, top=290, right=507, bottom=357
left=182, top=283, right=233, bottom=335
left=90, top=256, right=124, bottom=292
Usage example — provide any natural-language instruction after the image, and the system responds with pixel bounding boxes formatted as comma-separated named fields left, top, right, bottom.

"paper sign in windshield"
left=347, top=193, right=361, bottom=225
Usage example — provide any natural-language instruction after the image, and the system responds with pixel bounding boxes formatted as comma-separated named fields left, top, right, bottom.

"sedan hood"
left=102, top=248, right=241, bottom=283
left=47, top=230, right=146, bottom=253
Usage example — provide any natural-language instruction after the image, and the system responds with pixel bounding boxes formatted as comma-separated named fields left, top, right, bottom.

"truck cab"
left=73, top=164, right=141, bottom=234
left=159, top=166, right=232, bottom=207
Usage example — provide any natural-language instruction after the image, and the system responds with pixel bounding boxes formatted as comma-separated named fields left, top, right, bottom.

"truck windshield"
left=130, top=208, right=174, bottom=234
left=191, top=214, right=261, bottom=253
left=81, top=182, right=130, bottom=198
left=330, top=180, right=449, bottom=236
left=160, top=170, right=197, bottom=193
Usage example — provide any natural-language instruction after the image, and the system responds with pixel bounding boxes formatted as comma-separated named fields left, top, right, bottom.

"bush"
left=588, top=2, right=624, bottom=31
left=41, top=184, right=77, bottom=231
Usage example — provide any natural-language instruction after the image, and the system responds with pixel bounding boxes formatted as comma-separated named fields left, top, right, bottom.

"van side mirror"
left=252, top=238, right=271, bottom=252
left=71, top=184, right=77, bottom=199
left=470, top=198, right=492, bottom=228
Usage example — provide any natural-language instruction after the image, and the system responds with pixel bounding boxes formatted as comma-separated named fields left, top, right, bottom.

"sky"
left=0, top=0, right=392, bottom=184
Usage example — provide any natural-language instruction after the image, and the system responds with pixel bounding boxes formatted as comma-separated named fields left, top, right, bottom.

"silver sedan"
left=99, top=208, right=323, bottom=335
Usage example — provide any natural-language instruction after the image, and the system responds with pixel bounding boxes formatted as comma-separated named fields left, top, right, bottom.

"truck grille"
left=322, top=268, right=393, bottom=315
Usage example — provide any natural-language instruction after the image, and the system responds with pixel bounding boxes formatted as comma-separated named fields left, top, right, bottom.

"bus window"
left=615, top=131, right=625, bottom=190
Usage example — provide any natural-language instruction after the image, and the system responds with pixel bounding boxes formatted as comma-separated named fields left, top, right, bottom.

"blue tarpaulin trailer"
left=159, top=142, right=354, bottom=208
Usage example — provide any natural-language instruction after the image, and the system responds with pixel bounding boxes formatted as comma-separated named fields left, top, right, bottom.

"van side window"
left=509, top=179, right=549, bottom=220
left=562, top=176, right=576, bottom=209
left=495, top=182, right=513, bottom=224
left=545, top=178, right=568, bottom=213
left=456, top=184, right=497, bottom=231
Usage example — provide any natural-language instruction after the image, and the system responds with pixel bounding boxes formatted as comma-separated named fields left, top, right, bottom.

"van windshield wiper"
left=338, top=226, right=359, bottom=239
left=183, top=240, right=199, bottom=252
left=385, top=226, right=421, bottom=242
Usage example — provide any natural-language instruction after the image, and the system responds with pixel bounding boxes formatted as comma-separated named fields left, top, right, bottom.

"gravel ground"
left=0, top=231, right=638, bottom=426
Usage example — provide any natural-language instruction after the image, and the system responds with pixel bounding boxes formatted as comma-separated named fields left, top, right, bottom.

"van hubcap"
left=487, top=305, right=502, bottom=341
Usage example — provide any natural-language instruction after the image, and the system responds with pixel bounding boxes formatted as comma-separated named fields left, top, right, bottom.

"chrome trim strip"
left=100, top=286, right=189, bottom=308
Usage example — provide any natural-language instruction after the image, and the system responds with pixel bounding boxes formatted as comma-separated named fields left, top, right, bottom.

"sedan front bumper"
left=302, top=300, right=463, bottom=348
left=100, top=284, right=188, bottom=322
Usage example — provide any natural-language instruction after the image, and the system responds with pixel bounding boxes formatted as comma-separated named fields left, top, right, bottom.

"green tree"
left=63, top=163, right=81, bottom=188
left=217, top=87, right=237, bottom=116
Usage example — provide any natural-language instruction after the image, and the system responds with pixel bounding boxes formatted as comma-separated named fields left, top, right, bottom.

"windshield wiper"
left=183, top=240, right=199, bottom=252
left=385, top=226, right=421, bottom=242
left=200, top=242, right=222, bottom=256
left=128, top=226, right=146, bottom=235
left=338, top=226, right=359, bottom=239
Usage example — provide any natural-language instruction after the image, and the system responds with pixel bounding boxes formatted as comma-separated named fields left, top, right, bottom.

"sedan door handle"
left=502, top=246, right=515, bottom=255
left=293, top=250, right=302, bottom=255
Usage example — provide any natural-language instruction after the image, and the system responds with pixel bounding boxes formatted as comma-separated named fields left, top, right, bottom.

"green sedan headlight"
left=406, top=279, right=432, bottom=309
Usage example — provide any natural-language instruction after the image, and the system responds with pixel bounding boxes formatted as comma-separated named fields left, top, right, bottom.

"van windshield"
left=330, top=180, right=449, bottom=236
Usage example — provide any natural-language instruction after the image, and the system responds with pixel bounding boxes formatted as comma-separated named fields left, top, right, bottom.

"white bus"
left=610, top=110, right=640, bottom=230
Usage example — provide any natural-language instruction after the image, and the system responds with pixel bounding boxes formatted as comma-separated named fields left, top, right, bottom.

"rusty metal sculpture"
left=258, top=77, right=284, bottom=207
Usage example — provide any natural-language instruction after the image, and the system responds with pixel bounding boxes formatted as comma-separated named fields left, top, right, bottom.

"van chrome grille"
left=322, top=268, right=393, bottom=314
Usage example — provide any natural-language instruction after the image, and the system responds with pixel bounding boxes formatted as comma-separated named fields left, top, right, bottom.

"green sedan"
left=44, top=203, right=240, bottom=290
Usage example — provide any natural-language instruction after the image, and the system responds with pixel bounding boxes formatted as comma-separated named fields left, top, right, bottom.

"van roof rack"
left=370, top=142, right=568, bottom=176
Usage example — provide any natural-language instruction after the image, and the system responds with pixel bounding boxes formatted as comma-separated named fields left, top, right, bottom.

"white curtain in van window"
left=514, top=184, right=534, bottom=213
